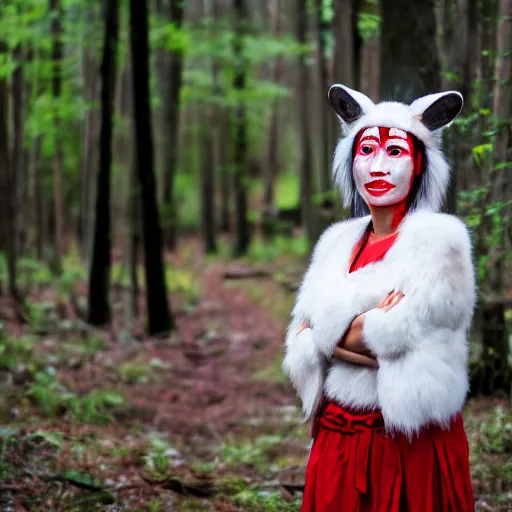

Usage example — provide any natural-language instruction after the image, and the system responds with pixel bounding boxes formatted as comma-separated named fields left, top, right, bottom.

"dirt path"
left=133, top=262, right=296, bottom=441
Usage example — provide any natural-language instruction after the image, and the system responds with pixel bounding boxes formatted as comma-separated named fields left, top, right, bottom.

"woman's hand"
left=333, top=346, right=379, bottom=368
left=339, top=313, right=370, bottom=354
left=332, top=291, right=404, bottom=368
left=333, top=313, right=378, bottom=368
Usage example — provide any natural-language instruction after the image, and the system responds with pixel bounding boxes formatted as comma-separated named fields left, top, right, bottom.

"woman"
left=283, top=85, right=475, bottom=511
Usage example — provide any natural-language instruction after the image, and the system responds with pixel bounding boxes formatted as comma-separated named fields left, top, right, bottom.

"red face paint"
left=353, top=126, right=422, bottom=229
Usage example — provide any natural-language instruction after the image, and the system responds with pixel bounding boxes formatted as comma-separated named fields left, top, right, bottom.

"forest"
left=0, top=0, right=510, bottom=510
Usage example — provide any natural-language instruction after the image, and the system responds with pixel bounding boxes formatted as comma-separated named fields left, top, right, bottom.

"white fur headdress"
left=328, top=85, right=464, bottom=213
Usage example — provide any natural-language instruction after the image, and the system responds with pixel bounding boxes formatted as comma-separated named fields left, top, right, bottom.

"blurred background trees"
left=0, top=0, right=510, bottom=392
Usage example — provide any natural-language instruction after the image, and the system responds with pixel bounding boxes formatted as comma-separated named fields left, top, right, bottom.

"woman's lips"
left=364, top=179, right=395, bottom=197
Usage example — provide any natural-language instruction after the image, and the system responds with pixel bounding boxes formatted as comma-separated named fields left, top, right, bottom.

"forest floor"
left=0, top=238, right=511, bottom=511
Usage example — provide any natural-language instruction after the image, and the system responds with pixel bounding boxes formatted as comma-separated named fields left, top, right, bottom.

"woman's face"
left=353, top=127, right=417, bottom=207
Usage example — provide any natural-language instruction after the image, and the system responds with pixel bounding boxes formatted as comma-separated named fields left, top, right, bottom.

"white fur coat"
left=283, top=210, right=476, bottom=437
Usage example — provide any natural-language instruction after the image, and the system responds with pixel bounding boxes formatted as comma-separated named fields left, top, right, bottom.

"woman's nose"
left=370, top=170, right=389, bottom=177
left=369, top=151, right=389, bottom=176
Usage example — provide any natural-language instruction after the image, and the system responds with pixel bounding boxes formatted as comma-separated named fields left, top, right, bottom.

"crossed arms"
left=296, top=290, right=404, bottom=369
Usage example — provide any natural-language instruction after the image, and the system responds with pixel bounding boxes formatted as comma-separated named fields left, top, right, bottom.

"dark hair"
left=350, top=135, right=428, bottom=218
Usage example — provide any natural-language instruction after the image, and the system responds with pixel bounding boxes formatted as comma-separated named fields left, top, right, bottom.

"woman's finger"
left=296, top=320, right=310, bottom=335
left=378, top=291, right=395, bottom=309
left=383, top=292, right=404, bottom=311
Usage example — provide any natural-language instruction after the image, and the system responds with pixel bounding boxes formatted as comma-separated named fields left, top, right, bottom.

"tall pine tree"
left=129, top=0, right=174, bottom=335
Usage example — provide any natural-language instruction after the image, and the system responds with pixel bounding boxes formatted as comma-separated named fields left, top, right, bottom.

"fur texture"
left=282, top=211, right=476, bottom=437
left=329, top=86, right=463, bottom=212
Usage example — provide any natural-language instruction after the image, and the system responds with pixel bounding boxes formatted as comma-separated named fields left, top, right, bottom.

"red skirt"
left=301, top=401, right=474, bottom=511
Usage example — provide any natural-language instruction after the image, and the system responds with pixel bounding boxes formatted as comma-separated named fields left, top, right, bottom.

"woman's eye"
left=361, top=146, right=373, bottom=155
left=388, top=147, right=402, bottom=156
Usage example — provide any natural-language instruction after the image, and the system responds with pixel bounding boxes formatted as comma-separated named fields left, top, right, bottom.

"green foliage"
left=358, top=10, right=380, bottom=40
left=116, top=360, right=156, bottom=384
left=165, top=266, right=200, bottom=304
left=5, top=252, right=86, bottom=299
left=476, top=407, right=512, bottom=455
left=275, top=172, right=299, bottom=210
left=219, top=434, right=282, bottom=471
left=0, top=333, right=42, bottom=370
left=28, top=368, right=126, bottom=423
left=25, top=300, right=59, bottom=334
left=230, top=487, right=302, bottom=511
left=247, top=235, right=309, bottom=263
left=174, top=171, right=200, bottom=232
left=143, top=433, right=177, bottom=477
left=472, top=143, right=493, bottom=165
left=30, top=430, right=64, bottom=450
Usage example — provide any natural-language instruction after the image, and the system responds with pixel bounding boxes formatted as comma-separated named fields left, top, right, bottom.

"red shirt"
left=349, top=227, right=398, bottom=273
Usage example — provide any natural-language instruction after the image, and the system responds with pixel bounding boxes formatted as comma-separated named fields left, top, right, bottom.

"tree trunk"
left=199, top=0, right=218, bottom=254
left=161, top=0, right=186, bottom=250
left=50, top=0, right=64, bottom=275
left=297, top=0, right=314, bottom=246
left=218, top=110, right=231, bottom=232
left=332, top=0, right=356, bottom=88
left=471, top=0, right=512, bottom=396
left=315, top=0, right=331, bottom=195
left=380, top=0, right=441, bottom=102
left=0, top=43, right=17, bottom=299
left=129, top=0, right=174, bottom=335
left=480, top=0, right=499, bottom=110
left=80, top=6, right=100, bottom=264
left=233, top=0, right=250, bottom=257
left=129, top=161, right=140, bottom=318
left=213, top=0, right=230, bottom=233
left=28, top=137, right=41, bottom=257
left=331, top=0, right=359, bottom=167
left=359, top=0, right=380, bottom=102
left=262, top=0, right=283, bottom=236
left=12, top=47, right=25, bottom=260
left=440, top=0, right=478, bottom=214
left=200, top=105, right=217, bottom=253
left=87, top=0, right=119, bottom=326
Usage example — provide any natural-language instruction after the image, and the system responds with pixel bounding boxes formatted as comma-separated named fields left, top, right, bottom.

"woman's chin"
left=363, top=194, right=408, bottom=209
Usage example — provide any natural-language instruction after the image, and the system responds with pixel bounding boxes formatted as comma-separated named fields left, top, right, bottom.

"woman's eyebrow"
left=360, top=135, right=379, bottom=143
left=389, top=127, right=407, bottom=139
left=385, top=138, right=409, bottom=148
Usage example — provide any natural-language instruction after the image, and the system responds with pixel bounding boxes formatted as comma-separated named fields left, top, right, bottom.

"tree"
left=332, top=0, right=358, bottom=89
left=214, top=0, right=231, bottom=234
left=0, top=43, right=17, bottom=299
left=262, top=0, right=283, bottom=235
left=87, top=0, right=120, bottom=326
left=199, top=0, right=218, bottom=254
left=472, top=0, right=512, bottom=395
left=296, top=0, right=314, bottom=245
left=380, top=0, right=440, bottom=101
left=130, top=0, right=174, bottom=335
left=232, top=0, right=250, bottom=257
left=79, top=5, right=101, bottom=263
left=49, top=0, right=64, bottom=274
left=12, top=44, right=26, bottom=261
left=315, top=0, right=331, bottom=196
left=439, top=0, right=478, bottom=214
left=161, top=0, right=186, bottom=250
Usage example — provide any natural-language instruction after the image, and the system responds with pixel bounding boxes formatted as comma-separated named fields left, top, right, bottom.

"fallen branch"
left=223, top=266, right=271, bottom=280
left=139, top=473, right=215, bottom=498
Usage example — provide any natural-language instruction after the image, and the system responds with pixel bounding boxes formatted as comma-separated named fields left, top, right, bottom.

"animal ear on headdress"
left=410, top=91, right=463, bottom=131
left=328, top=84, right=375, bottom=125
